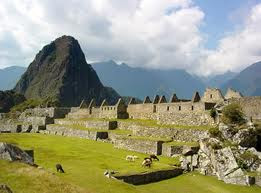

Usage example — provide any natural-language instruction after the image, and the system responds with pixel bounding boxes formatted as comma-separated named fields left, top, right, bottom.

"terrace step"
left=54, top=119, right=117, bottom=130
left=117, top=121, right=208, bottom=142
left=113, top=168, right=184, bottom=185
left=114, top=136, right=171, bottom=155
left=44, top=124, right=108, bottom=140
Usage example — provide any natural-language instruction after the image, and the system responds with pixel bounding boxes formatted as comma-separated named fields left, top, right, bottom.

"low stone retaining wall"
left=54, top=119, right=117, bottom=130
left=86, top=120, right=117, bottom=130
left=114, top=168, right=184, bottom=185
left=21, top=116, right=54, bottom=126
left=114, top=138, right=164, bottom=155
left=162, top=143, right=183, bottom=157
left=0, top=123, right=21, bottom=133
left=45, top=125, right=108, bottom=140
left=54, top=119, right=86, bottom=126
left=117, top=122, right=208, bottom=142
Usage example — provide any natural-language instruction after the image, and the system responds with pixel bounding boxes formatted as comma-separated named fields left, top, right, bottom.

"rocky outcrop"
left=14, top=35, right=120, bottom=106
left=0, top=184, right=13, bottom=193
left=0, top=142, right=34, bottom=165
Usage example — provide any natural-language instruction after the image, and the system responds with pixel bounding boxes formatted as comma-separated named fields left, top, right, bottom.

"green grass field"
left=0, top=133, right=260, bottom=193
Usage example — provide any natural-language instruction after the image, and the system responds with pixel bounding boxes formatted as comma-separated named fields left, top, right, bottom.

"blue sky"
left=0, top=0, right=261, bottom=76
left=195, top=0, right=260, bottom=49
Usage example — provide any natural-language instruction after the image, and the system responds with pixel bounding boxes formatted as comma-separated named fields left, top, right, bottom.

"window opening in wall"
left=167, top=106, right=170, bottom=111
left=210, top=94, right=213, bottom=98
left=179, top=106, right=181, bottom=111
left=191, top=106, right=194, bottom=111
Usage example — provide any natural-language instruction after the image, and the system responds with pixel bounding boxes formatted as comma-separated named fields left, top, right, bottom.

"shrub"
left=209, top=127, right=222, bottom=139
left=10, top=99, right=42, bottom=112
left=210, top=108, right=217, bottom=119
left=210, top=143, right=222, bottom=150
left=221, top=103, right=245, bottom=125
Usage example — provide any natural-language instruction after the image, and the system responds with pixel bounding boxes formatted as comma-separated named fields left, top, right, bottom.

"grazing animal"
left=144, top=157, right=152, bottom=162
left=150, top=154, right=159, bottom=161
left=126, top=155, right=138, bottom=161
left=142, top=159, right=152, bottom=168
left=56, top=164, right=65, bottom=173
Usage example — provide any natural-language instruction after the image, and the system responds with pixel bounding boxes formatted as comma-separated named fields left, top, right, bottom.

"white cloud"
left=0, top=0, right=205, bottom=71
left=198, top=3, right=261, bottom=76
left=0, top=0, right=261, bottom=77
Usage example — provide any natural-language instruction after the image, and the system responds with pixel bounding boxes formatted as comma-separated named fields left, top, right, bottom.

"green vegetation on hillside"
left=10, top=97, right=60, bottom=113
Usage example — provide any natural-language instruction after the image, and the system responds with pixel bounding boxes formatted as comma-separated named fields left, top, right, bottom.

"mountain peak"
left=14, top=36, right=120, bottom=106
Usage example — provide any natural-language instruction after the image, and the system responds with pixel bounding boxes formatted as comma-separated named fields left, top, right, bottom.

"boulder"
left=232, top=129, right=257, bottom=147
left=211, top=147, right=246, bottom=185
left=182, top=145, right=199, bottom=156
left=219, top=123, right=237, bottom=139
left=180, top=156, right=192, bottom=171
left=0, top=184, right=13, bottom=193
left=0, top=142, right=34, bottom=165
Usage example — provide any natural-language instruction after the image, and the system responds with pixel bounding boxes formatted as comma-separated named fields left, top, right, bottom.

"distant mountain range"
left=221, top=61, right=261, bottom=96
left=92, top=60, right=206, bottom=99
left=1, top=59, right=260, bottom=99
left=201, top=71, right=237, bottom=88
left=0, top=66, right=26, bottom=90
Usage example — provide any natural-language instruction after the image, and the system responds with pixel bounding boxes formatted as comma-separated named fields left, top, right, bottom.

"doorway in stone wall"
left=256, top=135, right=261, bottom=151
left=153, top=105, right=156, bottom=113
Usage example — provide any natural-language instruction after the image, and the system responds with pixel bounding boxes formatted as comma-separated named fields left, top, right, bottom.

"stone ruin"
left=1, top=87, right=261, bottom=187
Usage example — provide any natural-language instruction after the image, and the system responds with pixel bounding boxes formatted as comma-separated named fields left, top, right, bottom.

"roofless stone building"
left=66, top=87, right=257, bottom=126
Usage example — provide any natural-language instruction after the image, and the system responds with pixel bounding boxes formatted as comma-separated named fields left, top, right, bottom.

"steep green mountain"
left=221, top=61, right=261, bottom=96
left=91, top=60, right=206, bottom=99
left=0, top=66, right=26, bottom=90
left=14, top=36, right=120, bottom=106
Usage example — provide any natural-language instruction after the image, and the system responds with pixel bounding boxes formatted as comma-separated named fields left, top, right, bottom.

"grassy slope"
left=0, top=133, right=260, bottom=193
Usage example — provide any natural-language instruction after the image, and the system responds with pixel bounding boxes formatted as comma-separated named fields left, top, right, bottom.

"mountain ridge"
left=13, top=35, right=120, bottom=106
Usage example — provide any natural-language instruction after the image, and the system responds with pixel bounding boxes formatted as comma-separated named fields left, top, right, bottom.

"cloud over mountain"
left=0, top=0, right=261, bottom=76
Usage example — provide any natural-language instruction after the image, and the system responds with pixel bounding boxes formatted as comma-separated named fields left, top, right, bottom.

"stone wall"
left=67, top=98, right=128, bottom=120
left=127, top=104, right=156, bottom=119
left=45, top=125, right=108, bottom=140
left=230, top=96, right=261, bottom=120
left=0, top=123, right=21, bottom=133
left=19, top=107, right=70, bottom=119
left=162, top=144, right=183, bottom=157
left=117, top=121, right=208, bottom=142
left=127, top=101, right=215, bottom=126
left=114, top=138, right=164, bottom=155
left=157, top=111, right=215, bottom=126
left=114, top=168, right=184, bottom=185
left=22, top=116, right=54, bottom=126
left=54, top=119, right=117, bottom=130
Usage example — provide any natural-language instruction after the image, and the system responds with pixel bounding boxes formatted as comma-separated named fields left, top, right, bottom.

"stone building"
left=201, top=88, right=224, bottom=103
left=66, top=98, right=128, bottom=119
left=225, top=88, right=243, bottom=100
left=127, top=91, right=216, bottom=126
left=64, top=87, right=260, bottom=126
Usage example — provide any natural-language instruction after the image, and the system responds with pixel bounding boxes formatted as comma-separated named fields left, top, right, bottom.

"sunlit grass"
left=0, top=133, right=260, bottom=193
